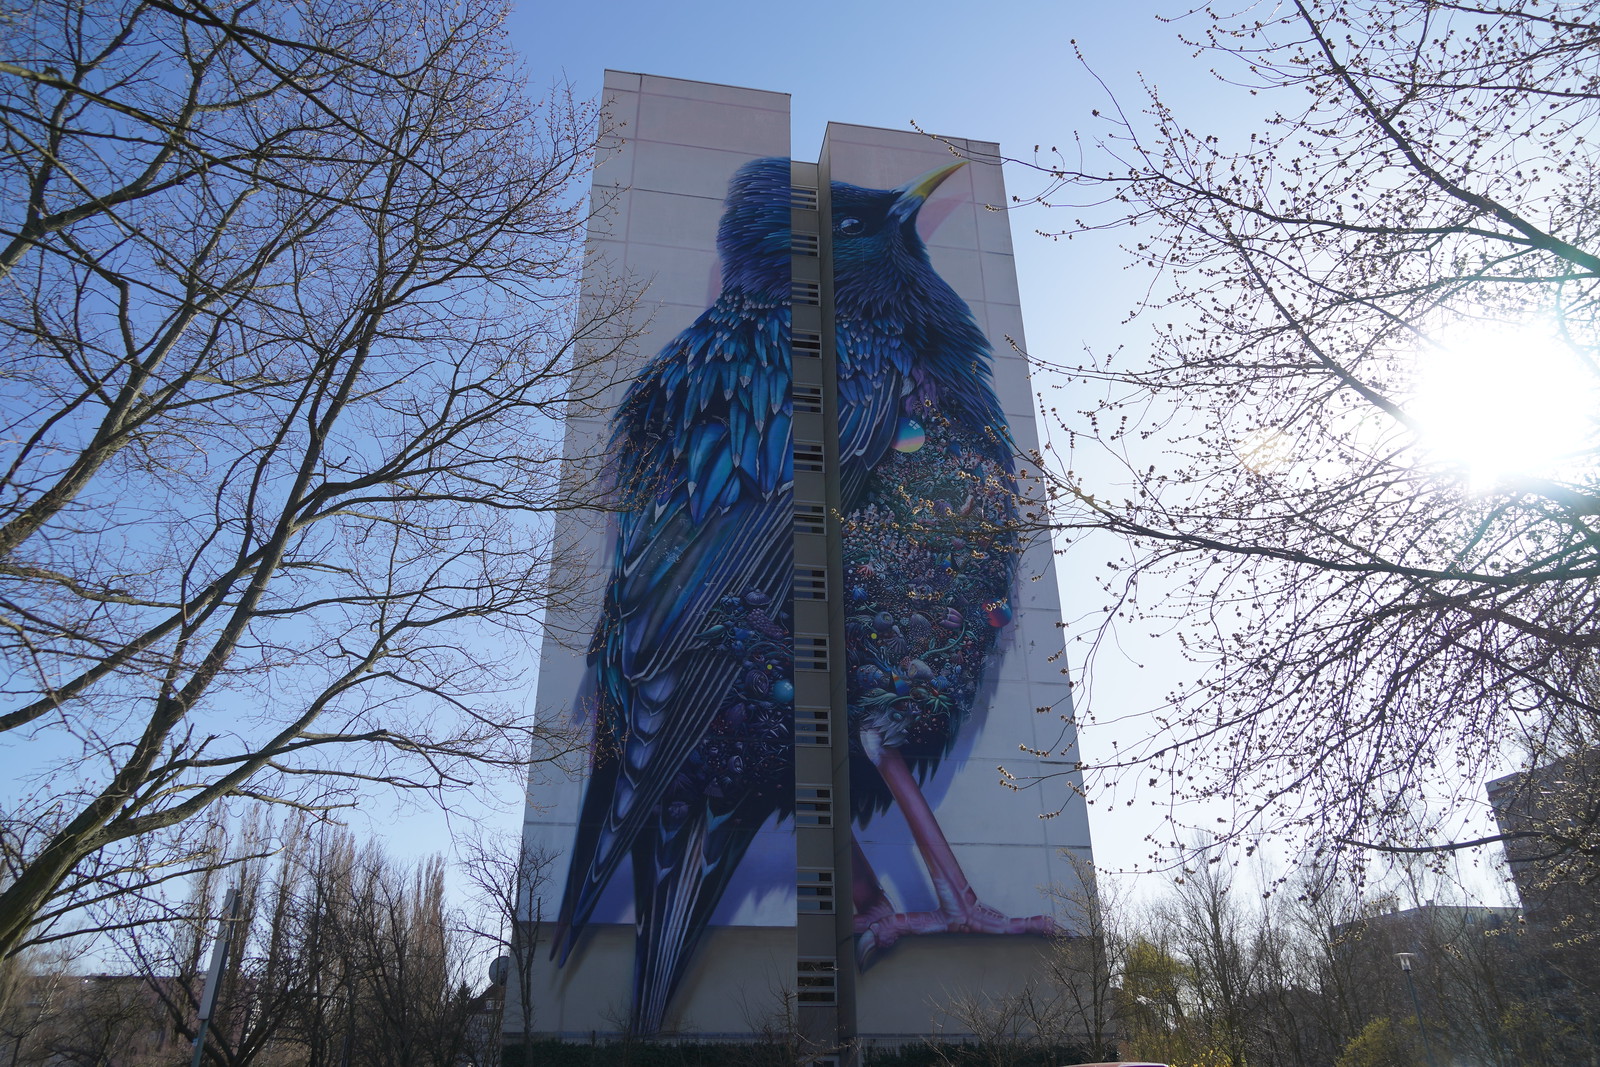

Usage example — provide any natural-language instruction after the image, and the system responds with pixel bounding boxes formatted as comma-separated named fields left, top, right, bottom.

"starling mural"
left=551, top=158, right=796, bottom=1036
left=551, top=152, right=1055, bottom=1034
left=521, top=66, right=1094, bottom=1059
left=830, top=166, right=1056, bottom=962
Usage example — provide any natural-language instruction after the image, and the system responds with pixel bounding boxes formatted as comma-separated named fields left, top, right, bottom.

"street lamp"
left=1394, top=952, right=1441, bottom=1067
left=190, top=889, right=242, bottom=1067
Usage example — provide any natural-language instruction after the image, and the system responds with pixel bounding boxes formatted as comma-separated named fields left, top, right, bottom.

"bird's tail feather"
left=629, top=810, right=758, bottom=1035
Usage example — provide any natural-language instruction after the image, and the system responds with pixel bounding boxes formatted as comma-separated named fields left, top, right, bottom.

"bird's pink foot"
left=853, top=888, right=897, bottom=933
left=854, top=887, right=1057, bottom=969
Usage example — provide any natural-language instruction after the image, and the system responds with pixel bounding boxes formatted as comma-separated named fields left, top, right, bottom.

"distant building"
left=512, top=73, right=1096, bottom=1059
left=0, top=973, right=186, bottom=1067
left=1488, top=752, right=1600, bottom=1008
left=1333, top=902, right=1519, bottom=956
left=1489, top=751, right=1600, bottom=947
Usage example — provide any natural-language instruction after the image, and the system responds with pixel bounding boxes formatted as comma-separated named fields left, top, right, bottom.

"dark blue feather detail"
left=554, top=158, right=794, bottom=1037
left=829, top=173, right=1020, bottom=823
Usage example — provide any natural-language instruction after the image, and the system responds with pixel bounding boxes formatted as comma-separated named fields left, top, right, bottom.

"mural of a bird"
left=553, top=156, right=1052, bottom=1033
left=551, top=158, right=795, bottom=1035
left=831, top=163, right=1055, bottom=965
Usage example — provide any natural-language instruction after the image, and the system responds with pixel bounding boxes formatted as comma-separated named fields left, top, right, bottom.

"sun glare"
left=1411, top=322, right=1598, bottom=491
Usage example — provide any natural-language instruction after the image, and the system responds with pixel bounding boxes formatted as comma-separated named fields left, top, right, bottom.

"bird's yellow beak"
left=901, top=161, right=967, bottom=203
left=889, top=160, right=967, bottom=223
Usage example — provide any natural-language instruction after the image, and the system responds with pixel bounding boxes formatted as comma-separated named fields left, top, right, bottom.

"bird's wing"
left=555, top=298, right=790, bottom=961
left=835, top=323, right=909, bottom=505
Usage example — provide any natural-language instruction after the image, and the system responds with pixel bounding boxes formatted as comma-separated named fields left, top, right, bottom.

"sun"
left=1411, top=321, right=1599, bottom=491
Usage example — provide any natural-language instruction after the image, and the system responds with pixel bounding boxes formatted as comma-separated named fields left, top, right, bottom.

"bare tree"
left=0, top=0, right=637, bottom=957
left=109, top=818, right=499, bottom=1067
left=1038, top=855, right=1121, bottom=1058
left=925, top=989, right=1044, bottom=1067
left=114, top=813, right=320, bottom=1067
left=909, top=849, right=1600, bottom=1066
left=458, top=831, right=553, bottom=1061
left=0, top=948, right=78, bottom=1067
left=1160, top=851, right=1253, bottom=1067
left=341, top=852, right=477, bottom=1067
left=1001, top=0, right=1600, bottom=870
left=1116, top=929, right=1208, bottom=1066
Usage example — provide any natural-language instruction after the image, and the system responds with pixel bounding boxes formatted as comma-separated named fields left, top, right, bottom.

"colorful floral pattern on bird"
left=842, top=411, right=1018, bottom=756
left=664, top=590, right=794, bottom=821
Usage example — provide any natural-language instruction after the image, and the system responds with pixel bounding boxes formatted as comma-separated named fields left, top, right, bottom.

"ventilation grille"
left=794, top=441, right=824, bottom=474
left=794, top=331, right=822, bottom=359
left=796, top=704, right=830, bottom=746
left=795, top=502, right=826, bottom=536
left=791, top=186, right=819, bottom=210
left=793, top=231, right=819, bottom=257
left=795, top=634, right=829, bottom=671
left=792, top=279, right=821, bottom=306
left=795, top=784, right=833, bottom=826
left=798, top=869, right=835, bottom=914
left=794, top=566, right=827, bottom=600
left=794, top=383, right=823, bottom=415
left=797, top=958, right=837, bottom=1004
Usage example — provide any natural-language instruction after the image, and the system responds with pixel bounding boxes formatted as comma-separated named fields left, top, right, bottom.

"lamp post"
left=190, top=889, right=242, bottom=1067
left=1394, top=952, right=1441, bottom=1067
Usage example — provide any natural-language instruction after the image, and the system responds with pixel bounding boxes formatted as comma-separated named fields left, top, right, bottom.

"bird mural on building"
left=830, top=163, right=1055, bottom=965
left=552, top=155, right=1051, bottom=1036
left=551, top=157, right=795, bottom=1036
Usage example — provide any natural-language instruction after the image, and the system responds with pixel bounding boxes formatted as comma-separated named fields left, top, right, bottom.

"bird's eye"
left=836, top=216, right=864, bottom=237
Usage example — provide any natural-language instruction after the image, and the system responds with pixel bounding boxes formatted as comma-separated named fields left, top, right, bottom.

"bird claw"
left=855, top=926, right=884, bottom=970
left=854, top=901, right=1059, bottom=969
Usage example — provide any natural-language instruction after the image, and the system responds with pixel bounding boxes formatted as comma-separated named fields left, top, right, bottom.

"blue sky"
left=508, top=1, right=1209, bottom=162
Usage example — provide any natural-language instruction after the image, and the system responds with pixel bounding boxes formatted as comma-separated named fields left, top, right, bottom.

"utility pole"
left=190, top=888, right=242, bottom=1067
left=1394, top=952, right=1441, bottom=1067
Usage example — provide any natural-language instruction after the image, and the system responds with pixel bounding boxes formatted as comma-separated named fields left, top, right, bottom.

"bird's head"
left=830, top=161, right=966, bottom=318
left=717, top=157, right=793, bottom=301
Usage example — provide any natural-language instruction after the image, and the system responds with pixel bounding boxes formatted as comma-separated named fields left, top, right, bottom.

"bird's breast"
left=840, top=408, right=1018, bottom=757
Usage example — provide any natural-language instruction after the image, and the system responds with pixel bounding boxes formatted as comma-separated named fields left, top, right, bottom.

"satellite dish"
left=488, top=955, right=510, bottom=986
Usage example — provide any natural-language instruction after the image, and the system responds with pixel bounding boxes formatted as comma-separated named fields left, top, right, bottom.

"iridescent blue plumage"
left=831, top=165, right=1050, bottom=960
left=553, top=159, right=794, bottom=1035
left=831, top=165, right=1017, bottom=801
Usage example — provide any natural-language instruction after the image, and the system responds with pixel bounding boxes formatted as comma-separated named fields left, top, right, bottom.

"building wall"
left=1489, top=754, right=1600, bottom=953
left=518, top=71, right=792, bottom=1039
left=515, top=73, right=1093, bottom=1047
left=818, top=121, right=1090, bottom=1037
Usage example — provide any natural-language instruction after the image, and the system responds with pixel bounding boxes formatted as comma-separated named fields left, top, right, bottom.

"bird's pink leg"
left=852, top=731, right=1056, bottom=968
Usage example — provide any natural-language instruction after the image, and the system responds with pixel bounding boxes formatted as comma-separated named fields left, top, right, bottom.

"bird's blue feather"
left=830, top=172, right=1020, bottom=823
left=554, top=158, right=795, bottom=1037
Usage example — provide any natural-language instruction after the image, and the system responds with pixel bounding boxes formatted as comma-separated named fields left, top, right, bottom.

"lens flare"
left=1412, top=322, right=1598, bottom=490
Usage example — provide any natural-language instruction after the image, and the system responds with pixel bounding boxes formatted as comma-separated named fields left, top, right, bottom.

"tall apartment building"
left=1489, top=754, right=1600, bottom=953
left=512, top=73, right=1094, bottom=1058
